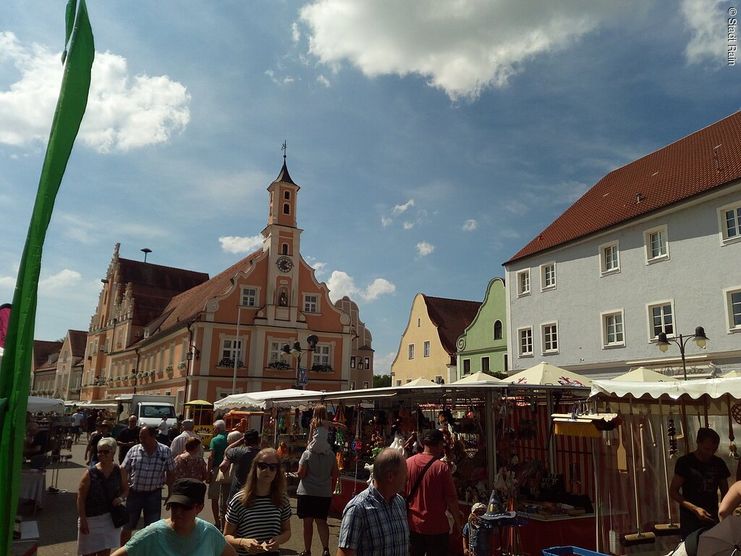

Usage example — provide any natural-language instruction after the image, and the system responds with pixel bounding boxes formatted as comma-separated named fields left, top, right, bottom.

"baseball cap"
left=166, top=478, right=206, bottom=507
left=244, top=429, right=260, bottom=444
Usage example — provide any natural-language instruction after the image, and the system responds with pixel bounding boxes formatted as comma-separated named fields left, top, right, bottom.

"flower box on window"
left=268, top=361, right=291, bottom=370
left=311, top=364, right=333, bottom=373
left=217, top=358, right=244, bottom=368
left=177, top=362, right=186, bottom=370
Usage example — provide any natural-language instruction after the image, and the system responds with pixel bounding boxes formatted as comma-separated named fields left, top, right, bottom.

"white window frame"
left=423, top=341, right=431, bottom=358
left=518, top=327, right=533, bottom=357
left=240, top=286, right=259, bottom=307
left=541, top=322, right=559, bottom=354
left=350, top=356, right=356, bottom=368
left=349, top=381, right=355, bottom=390
left=644, top=225, right=669, bottom=263
left=268, top=341, right=282, bottom=363
left=493, top=320, right=503, bottom=340
left=646, top=300, right=675, bottom=341
left=516, top=269, right=531, bottom=297
left=599, top=240, right=620, bottom=275
left=220, top=337, right=244, bottom=362
left=396, top=380, right=402, bottom=386
left=303, top=293, right=320, bottom=314
left=362, top=381, right=369, bottom=389
left=540, top=262, right=556, bottom=291
left=312, top=344, right=331, bottom=367
left=601, top=309, right=625, bottom=348
left=718, top=202, right=741, bottom=245
left=724, top=286, right=741, bottom=332
left=408, top=343, right=415, bottom=360
left=364, top=357, right=370, bottom=368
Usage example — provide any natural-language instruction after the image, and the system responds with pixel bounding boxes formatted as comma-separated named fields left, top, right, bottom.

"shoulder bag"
left=405, top=455, right=438, bottom=512
left=101, top=465, right=128, bottom=528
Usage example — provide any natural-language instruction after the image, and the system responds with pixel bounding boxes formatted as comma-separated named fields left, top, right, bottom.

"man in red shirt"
left=406, top=429, right=464, bottom=556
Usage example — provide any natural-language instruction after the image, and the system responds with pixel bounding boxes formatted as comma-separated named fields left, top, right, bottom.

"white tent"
left=213, top=388, right=324, bottom=410
left=453, top=371, right=502, bottom=384
left=27, top=396, right=64, bottom=414
left=508, top=362, right=591, bottom=387
left=613, top=367, right=678, bottom=382
left=590, top=376, right=741, bottom=401
left=723, top=370, right=741, bottom=378
left=399, top=377, right=438, bottom=387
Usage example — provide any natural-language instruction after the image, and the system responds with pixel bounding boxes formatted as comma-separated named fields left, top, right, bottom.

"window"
left=648, top=301, right=674, bottom=339
left=540, top=263, right=556, bottom=290
left=241, top=287, right=257, bottom=307
left=493, top=320, right=503, bottom=340
left=602, top=311, right=625, bottom=347
left=423, top=341, right=431, bottom=357
left=481, top=356, right=490, bottom=372
left=725, top=288, right=741, bottom=330
left=284, top=190, right=290, bottom=200
left=463, top=359, right=471, bottom=374
left=358, top=359, right=364, bottom=369
left=408, top=344, right=415, bottom=360
left=644, top=225, right=669, bottom=262
left=518, top=328, right=533, bottom=356
left=542, top=323, right=558, bottom=353
left=221, top=338, right=243, bottom=361
left=364, top=357, right=370, bottom=368
left=269, top=341, right=282, bottom=363
left=349, top=381, right=355, bottom=390
left=600, top=241, right=620, bottom=274
left=517, top=269, right=531, bottom=296
left=281, top=243, right=289, bottom=255
left=304, top=294, right=319, bottom=313
left=363, top=381, right=369, bottom=388
left=396, top=380, right=402, bottom=386
left=720, top=203, right=741, bottom=243
left=417, top=318, right=421, bottom=327
left=312, top=344, right=331, bottom=367
left=350, top=356, right=356, bottom=369
left=283, top=203, right=290, bottom=215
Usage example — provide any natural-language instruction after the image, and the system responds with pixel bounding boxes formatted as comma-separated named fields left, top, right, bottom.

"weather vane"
left=281, top=140, right=287, bottom=161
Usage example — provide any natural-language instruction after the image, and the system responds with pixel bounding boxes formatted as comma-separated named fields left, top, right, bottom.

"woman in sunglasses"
left=77, top=437, right=129, bottom=556
left=224, top=448, right=291, bottom=555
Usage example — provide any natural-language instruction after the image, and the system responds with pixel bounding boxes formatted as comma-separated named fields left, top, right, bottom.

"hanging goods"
left=639, top=417, right=646, bottom=473
left=728, top=395, right=738, bottom=459
left=622, top=399, right=655, bottom=546
left=654, top=399, right=680, bottom=535
left=616, top=420, right=628, bottom=474
left=667, top=409, right=678, bottom=458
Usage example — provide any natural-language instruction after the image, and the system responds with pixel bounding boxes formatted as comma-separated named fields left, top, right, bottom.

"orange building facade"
left=80, top=161, right=364, bottom=412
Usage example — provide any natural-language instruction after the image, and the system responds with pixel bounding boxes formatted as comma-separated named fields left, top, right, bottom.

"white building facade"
left=504, top=113, right=741, bottom=378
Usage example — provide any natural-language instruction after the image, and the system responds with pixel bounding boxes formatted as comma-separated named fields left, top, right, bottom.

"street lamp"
left=282, top=335, right=319, bottom=390
left=656, top=326, right=709, bottom=381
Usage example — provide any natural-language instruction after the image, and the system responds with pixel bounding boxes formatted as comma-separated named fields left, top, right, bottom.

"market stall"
left=585, top=375, right=741, bottom=555
left=184, top=399, right=214, bottom=446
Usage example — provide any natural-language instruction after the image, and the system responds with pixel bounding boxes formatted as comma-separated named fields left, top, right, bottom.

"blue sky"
left=1, top=0, right=739, bottom=373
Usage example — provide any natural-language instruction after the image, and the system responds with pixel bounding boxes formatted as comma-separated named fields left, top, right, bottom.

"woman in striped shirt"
left=224, top=448, right=291, bottom=556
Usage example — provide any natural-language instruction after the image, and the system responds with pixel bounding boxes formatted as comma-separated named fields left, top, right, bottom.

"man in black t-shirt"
left=116, top=414, right=141, bottom=464
left=220, top=429, right=261, bottom=502
left=669, top=427, right=730, bottom=539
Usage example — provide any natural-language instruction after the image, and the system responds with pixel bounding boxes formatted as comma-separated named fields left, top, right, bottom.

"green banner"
left=0, top=0, right=94, bottom=551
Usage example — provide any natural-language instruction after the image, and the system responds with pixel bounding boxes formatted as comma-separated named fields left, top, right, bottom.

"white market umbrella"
left=697, top=515, right=741, bottom=556
left=400, top=377, right=437, bottom=387
left=454, top=371, right=502, bottom=384
left=508, top=362, right=591, bottom=387
left=27, top=396, right=65, bottom=414
left=613, top=367, right=678, bottom=382
left=723, top=370, right=741, bottom=378
left=214, top=389, right=323, bottom=410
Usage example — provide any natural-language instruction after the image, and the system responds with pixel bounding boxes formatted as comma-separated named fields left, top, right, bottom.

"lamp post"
left=656, top=326, right=709, bottom=381
left=282, top=335, right=318, bottom=390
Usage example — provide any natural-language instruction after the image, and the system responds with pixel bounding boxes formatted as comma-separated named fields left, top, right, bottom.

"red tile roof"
left=68, top=330, right=87, bottom=357
left=151, top=249, right=264, bottom=336
left=117, top=258, right=210, bottom=328
left=423, top=295, right=481, bottom=361
left=507, top=111, right=741, bottom=264
left=33, top=340, right=62, bottom=371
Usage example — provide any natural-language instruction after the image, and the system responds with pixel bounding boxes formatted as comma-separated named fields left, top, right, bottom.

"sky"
left=1, top=0, right=739, bottom=374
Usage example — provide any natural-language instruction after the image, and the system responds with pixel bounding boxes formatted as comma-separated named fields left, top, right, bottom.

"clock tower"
left=262, top=156, right=302, bottom=314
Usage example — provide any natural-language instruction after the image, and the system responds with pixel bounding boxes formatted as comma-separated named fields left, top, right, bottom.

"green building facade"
left=455, top=277, right=508, bottom=379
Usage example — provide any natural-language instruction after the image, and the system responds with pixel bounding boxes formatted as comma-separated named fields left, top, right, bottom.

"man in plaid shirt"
left=121, top=425, right=175, bottom=543
left=337, top=448, right=409, bottom=556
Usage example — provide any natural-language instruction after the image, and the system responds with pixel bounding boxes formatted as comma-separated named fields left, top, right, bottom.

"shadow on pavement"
left=35, top=490, right=79, bottom=547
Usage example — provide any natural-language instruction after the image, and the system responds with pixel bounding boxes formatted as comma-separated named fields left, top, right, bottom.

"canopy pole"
left=486, top=390, right=497, bottom=486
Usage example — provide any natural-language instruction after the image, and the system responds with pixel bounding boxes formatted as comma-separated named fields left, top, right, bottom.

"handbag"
left=100, top=465, right=128, bottom=528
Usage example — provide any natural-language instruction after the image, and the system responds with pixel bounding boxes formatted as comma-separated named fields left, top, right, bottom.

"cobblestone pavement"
left=23, top=441, right=343, bottom=555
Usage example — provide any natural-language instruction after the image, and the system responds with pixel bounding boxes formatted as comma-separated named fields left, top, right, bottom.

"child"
left=463, top=503, right=489, bottom=556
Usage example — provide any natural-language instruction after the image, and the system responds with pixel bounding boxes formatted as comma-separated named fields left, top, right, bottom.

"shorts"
left=296, top=495, right=331, bottom=520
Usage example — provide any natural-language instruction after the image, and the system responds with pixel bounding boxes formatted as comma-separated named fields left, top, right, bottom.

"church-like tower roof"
left=273, top=160, right=295, bottom=185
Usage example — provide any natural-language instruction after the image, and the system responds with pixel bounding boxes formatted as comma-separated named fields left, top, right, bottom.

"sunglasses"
left=256, top=462, right=279, bottom=472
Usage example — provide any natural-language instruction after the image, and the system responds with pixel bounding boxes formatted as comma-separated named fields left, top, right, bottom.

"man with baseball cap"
left=220, top=428, right=261, bottom=502
left=112, top=478, right=236, bottom=556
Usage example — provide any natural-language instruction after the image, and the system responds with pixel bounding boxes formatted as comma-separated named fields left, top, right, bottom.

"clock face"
left=276, top=256, right=293, bottom=273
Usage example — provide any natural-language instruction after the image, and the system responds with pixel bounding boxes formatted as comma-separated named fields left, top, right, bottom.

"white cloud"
left=316, top=74, right=331, bottom=87
left=380, top=216, right=392, bottom=227
left=681, top=0, right=726, bottom=64
left=416, top=241, right=434, bottom=256
left=292, top=22, right=302, bottom=43
left=39, top=269, right=81, bottom=292
left=218, top=235, right=264, bottom=254
left=305, top=256, right=328, bottom=277
left=0, top=275, right=15, bottom=290
left=462, top=218, right=478, bottom=231
left=392, top=199, right=415, bottom=215
left=504, top=199, right=529, bottom=215
left=300, top=1, right=619, bottom=99
left=265, top=69, right=297, bottom=86
left=373, top=351, right=396, bottom=374
left=326, top=270, right=395, bottom=302
left=0, top=32, right=190, bottom=152
left=402, top=221, right=414, bottom=230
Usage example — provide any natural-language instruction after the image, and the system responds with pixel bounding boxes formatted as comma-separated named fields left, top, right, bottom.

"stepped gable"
left=155, top=249, right=263, bottom=333
left=117, top=258, right=209, bottom=327
left=508, top=111, right=741, bottom=263
left=423, top=295, right=481, bottom=358
left=33, top=340, right=62, bottom=371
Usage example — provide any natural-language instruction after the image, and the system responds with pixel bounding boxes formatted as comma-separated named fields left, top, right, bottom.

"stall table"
left=516, top=512, right=596, bottom=555
left=19, top=470, right=45, bottom=513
